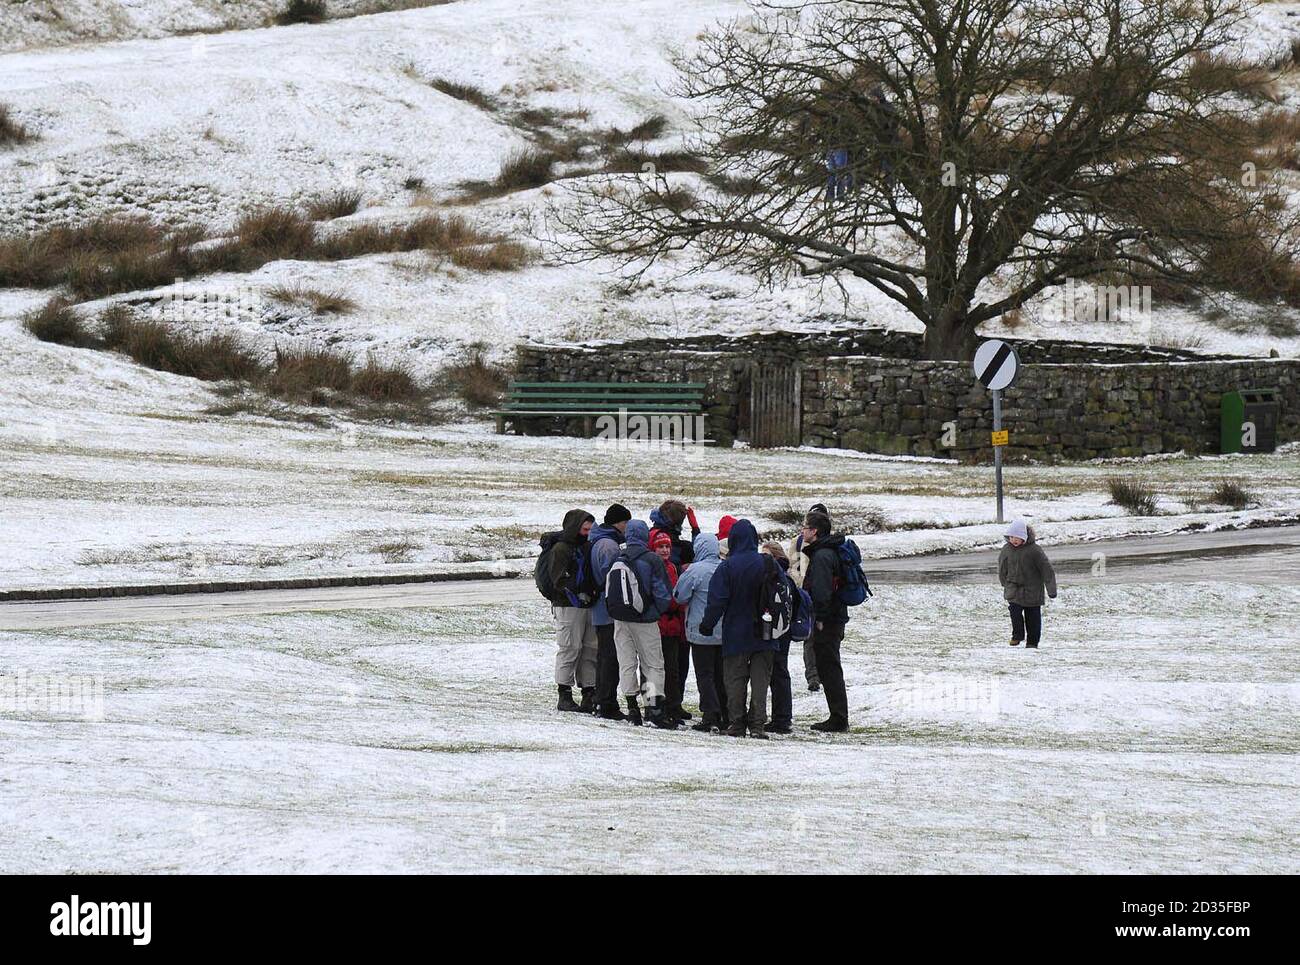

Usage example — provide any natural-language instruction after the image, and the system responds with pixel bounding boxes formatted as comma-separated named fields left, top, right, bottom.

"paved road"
left=2, top=526, right=1297, bottom=630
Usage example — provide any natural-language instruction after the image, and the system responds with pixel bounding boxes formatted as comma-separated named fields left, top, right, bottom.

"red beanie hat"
left=716, top=515, right=738, bottom=540
left=650, top=529, right=673, bottom=550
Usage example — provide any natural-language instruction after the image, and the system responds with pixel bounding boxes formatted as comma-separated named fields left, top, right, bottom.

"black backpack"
left=533, top=534, right=596, bottom=607
left=755, top=554, right=793, bottom=641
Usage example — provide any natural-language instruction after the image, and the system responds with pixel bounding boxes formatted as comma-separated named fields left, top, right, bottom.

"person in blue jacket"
left=698, top=519, right=780, bottom=739
left=587, top=503, right=631, bottom=719
left=673, top=532, right=726, bottom=732
left=612, top=519, right=674, bottom=728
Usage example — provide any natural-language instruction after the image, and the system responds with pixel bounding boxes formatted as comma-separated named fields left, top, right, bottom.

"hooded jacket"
left=673, top=533, right=724, bottom=646
left=802, top=532, right=849, bottom=628
left=543, top=509, right=594, bottom=606
left=650, top=506, right=697, bottom=569
left=998, top=527, right=1058, bottom=607
left=699, top=519, right=779, bottom=657
left=587, top=522, right=624, bottom=627
left=618, top=520, right=673, bottom=623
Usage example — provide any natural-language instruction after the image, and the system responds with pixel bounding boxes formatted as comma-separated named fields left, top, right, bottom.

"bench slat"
left=509, top=381, right=707, bottom=390
left=501, top=403, right=702, bottom=412
left=507, top=391, right=703, bottom=401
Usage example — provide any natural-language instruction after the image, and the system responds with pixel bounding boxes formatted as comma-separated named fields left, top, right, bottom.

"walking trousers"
left=595, top=622, right=620, bottom=711
left=554, top=605, right=597, bottom=687
left=812, top=623, right=848, bottom=724
left=614, top=620, right=666, bottom=700
left=1009, top=604, right=1042, bottom=647
left=724, top=650, right=775, bottom=730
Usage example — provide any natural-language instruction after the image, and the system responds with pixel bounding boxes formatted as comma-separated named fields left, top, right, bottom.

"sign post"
left=973, top=339, right=1021, bottom=525
left=992, top=388, right=1004, bottom=523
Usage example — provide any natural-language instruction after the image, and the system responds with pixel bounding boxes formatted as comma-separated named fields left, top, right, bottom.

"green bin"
left=1220, top=388, right=1279, bottom=454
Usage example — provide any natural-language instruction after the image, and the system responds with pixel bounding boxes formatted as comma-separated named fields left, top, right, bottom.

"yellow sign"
left=991, top=430, right=1009, bottom=446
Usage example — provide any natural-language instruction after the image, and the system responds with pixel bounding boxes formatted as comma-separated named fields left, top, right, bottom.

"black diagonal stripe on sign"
left=978, top=342, right=1012, bottom=387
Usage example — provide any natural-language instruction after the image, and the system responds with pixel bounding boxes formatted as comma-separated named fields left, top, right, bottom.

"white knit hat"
left=1006, top=518, right=1028, bottom=541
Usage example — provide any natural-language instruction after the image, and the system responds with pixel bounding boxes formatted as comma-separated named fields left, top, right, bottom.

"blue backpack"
left=790, top=584, right=814, bottom=641
left=834, top=538, right=872, bottom=606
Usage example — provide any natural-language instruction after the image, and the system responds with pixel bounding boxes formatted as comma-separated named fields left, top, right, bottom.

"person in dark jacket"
left=546, top=509, right=596, bottom=712
left=613, top=520, right=674, bottom=728
left=999, top=518, right=1058, bottom=649
left=674, top=532, right=726, bottom=732
left=699, top=519, right=779, bottom=739
left=651, top=529, right=686, bottom=728
left=761, top=542, right=797, bottom=734
left=588, top=503, right=631, bottom=718
left=650, top=499, right=700, bottom=718
left=649, top=499, right=701, bottom=569
left=801, top=510, right=850, bottom=732
left=786, top=501, right=828, bottom=694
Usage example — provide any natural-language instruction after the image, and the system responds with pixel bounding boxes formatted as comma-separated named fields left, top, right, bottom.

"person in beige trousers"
left=786, top=502, right=828, bottom=693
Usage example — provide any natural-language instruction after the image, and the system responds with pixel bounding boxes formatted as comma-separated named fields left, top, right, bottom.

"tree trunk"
left=922, top=311, right=978, bottom=361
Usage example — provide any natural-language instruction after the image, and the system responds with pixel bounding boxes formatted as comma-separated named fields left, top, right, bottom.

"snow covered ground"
left=2, top=573, right=1295, bottom=873
left=4, top=305, right=1299, bottom=591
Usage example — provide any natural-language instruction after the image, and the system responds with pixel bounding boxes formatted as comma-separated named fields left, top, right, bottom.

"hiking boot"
left=648, top=697, right=680, bottom=730
left=1009, top=639, right=1021, bottom=647
left=810, top=717, right=849, bottom=733
left=597, top=702, right=626, bottom=721
left=748, top=725, right=769, bottom=740
left=557, top=686, right=582, bottom=712
left=1025, top=643, right=1039, bottom=649
left=808, top=682, right=821, bottom=693
left=678, top=708, right=693, bottom=720
left=725, top=719, right=747, bottom=738
left=578, top=687, right=596, bottom=713
left=624, top=696, right=643, bottom=726
left=691, top=713, right=720, bottom=733
left=766, top=721, right=793, bottom=735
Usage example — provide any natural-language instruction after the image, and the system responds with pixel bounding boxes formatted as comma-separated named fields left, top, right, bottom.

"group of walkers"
left=537, top=500, right=868, bottom=738
left=540, top=499, right=1062, bottom=739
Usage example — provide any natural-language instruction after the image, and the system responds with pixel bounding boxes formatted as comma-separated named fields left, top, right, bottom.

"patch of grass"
left=403, top=175, right=426, bottom=191
left=1208, top=478, right=1253, bottom=510
left=349, top=355, right=426, bottom=402
left=767, top=504, right=807, bottom=526
left=372, top=538, right=419, bottom=563
left=430, top=78, right=497, bottom=111
left=441, top=345, right=511, bottom=407
left=275, top=0, right=328, bottom=26
left=265, top=344, right=353, bottom=401
left=103, top=311, right=266, bottom=382
left=232, top=206, right=317, bottom=262
left=448, top=240, right=534, bottom=272
left=606, top=148, right=709, bottom=175
left=600, top=114, right=669, bottom=147
left=494, top=147, right=558, bottom=192
left=22, top=297, right=98, bottom=347
left=1186, top=51, right=1280, bottom=103
left=1106, top=476, right=1159, bottom=516
left=267, top=283, right=357, bottom=315
left=306, top=189, right=363, bottom=221
left=0, top=104, right=36, bottom=148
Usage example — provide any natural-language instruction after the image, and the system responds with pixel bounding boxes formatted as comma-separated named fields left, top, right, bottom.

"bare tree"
left=549, top=0, right=1300, bottom=359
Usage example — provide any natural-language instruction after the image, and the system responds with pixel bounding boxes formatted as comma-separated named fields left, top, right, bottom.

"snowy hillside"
left=3, top=0, right=1300, bottom=377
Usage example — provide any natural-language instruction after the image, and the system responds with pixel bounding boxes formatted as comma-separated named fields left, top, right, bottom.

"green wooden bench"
left=494, top=381, right=707, bottom=437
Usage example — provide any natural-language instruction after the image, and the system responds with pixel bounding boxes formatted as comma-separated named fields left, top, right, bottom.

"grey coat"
left=998, top=529, right=1058, bottom=607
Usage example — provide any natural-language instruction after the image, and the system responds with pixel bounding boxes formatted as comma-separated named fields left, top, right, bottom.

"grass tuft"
left=1208, top=478, right=1253, bottom=510
left=0, top=104, right=36, bottom=147
left=275, top=0, right=328, bottom=26
left=23, top=297, right=98, bottom=347
left=306, top=190, right=363, bottom=221
left=1106, top=476, right=1159, bottom=516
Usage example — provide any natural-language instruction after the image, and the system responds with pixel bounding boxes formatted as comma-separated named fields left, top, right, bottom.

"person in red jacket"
left=651, top=530, right=687, bottom=728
